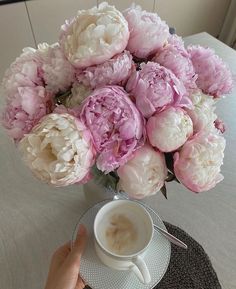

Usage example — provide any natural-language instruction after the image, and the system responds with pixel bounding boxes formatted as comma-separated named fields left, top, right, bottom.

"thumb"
left=69, top=224, right=88, bottom=265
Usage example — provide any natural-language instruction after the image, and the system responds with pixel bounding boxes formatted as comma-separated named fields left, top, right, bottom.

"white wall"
left=219, top=0, right=236, bottom=47
left=97, top=0, right=154, bottom=11
left=154, top=0, right=231, bottom=37
left=26, top=0, right=97, bottom=45
left=0, top=2, right=35, bottom=80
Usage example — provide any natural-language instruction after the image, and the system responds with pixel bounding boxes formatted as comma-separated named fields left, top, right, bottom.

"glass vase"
left=83, top=171, right=118, bottom=206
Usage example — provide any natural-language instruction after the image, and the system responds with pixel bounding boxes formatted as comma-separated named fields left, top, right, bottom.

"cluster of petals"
left=153, top=35, right=197, bottom=90
left=38, top=43, right=75, bottom=94
left=126, top=62, right=192, bottom=118
left=123, top=4, right=169, bottom=58
left=174, top=131, right=225, bottom=193
left=1, top=47, right=55, bottom=142
left=2, top=86, right=53, bottom=142
left=2, top=47, right=43, bottom=96
left=76, top=50, right=133, bottom=88
left=117, top=144, right=167, bottom=199
left=185, top=90, right=217, bottom=134
left=19, top=113, right=96, bottom=186
left=147, top=107, right=193, bottom=152
left=188, top=45, right=233, bottom=97
left=80, top=85, right=145, bottom=173
left=59, top=2, right=129, bottom=68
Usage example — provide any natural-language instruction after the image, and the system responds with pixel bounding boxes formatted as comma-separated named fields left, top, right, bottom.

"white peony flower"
left=117, top=144, right=167, bottom=199
left=174, top=131, right=226, bottom=192
left=147, top=107, right=193, bottom=152
left=19, top=113, right=96, bottom=186
left=38, top=43, right=75, bottom=93
left=186, top=90, right=217, bottom=133
left=65, top=82, right=92, bottom=108
left=59, top=2, right=129, bottom=68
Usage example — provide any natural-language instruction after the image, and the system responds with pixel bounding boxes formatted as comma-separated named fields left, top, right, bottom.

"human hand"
left=44, top=224, right=88, bottom=289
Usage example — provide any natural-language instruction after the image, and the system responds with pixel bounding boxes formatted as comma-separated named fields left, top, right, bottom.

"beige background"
left=0, top=3, right=36, bottom=80
left=154, top=0, right=231, bottom=37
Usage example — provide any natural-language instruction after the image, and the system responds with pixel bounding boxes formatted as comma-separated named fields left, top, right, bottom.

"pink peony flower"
left=59, top=2, right=129, bottom=68
left=187, top=45, right=233, bottom=97
left=153, top=35, right=197, bottom=90
left=80, top=86, right=145, bottom=173
left=2, top=47, right=43, bottom=97
left=2, top=43, right=75, bottom=97
left=0, top=46, right=57, bottom=142
left=117, top=144, right=167, bottom=199
left=76, top=50, right=133, bottom=88
left=123, top=4, right=169, bottom=58
left=19, top=113, right=96, bottom=186
left=167, top=34, right=185, bottom=51
left=147, top=107, right=193, bottom=152
left=174, top=131, right=226, bottom=193
left=38, top=43, right=75, bottom=94
left=2, top=86, right=53, bottom=142
left=126, top=62, right=192, bottom=118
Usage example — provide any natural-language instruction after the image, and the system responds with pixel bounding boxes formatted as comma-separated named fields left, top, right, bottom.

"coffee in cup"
left=105, top=212, right=138, bottom=255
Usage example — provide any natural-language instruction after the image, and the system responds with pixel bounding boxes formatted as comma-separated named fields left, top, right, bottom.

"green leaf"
left=90, top=166, right=119, bottom=191
left=160, top=184, right=168, bottom=199
left=164, top=153, right=174, bottom=173
left=55, top=89, right=71, bottom=105
left=165, top=171, right=175, bottom=182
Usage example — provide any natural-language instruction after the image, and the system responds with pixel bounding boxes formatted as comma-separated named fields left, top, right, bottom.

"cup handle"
left=131, top=255, right=151, bottom=284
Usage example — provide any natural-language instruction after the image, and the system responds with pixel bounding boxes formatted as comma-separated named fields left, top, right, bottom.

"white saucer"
left=72, top=200, right=171, bottom=289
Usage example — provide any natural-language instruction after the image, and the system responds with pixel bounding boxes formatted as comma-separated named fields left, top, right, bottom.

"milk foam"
left=97, top=204, right=149, bottom=256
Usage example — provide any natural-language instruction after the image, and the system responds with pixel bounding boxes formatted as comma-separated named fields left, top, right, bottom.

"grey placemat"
left=85, top=222, right=222, bottom=289
left=155, top=222, right=222, bottom=289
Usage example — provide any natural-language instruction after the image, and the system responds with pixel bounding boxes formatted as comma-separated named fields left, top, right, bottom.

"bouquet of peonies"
left=1, top=2, right=234, bottom=199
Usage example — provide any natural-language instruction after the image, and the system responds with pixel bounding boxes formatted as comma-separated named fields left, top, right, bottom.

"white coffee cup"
left=94, top=200, right=153, bottom=284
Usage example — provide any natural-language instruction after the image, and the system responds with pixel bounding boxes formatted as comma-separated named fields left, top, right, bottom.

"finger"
left=52, top=241, right=71, bottom=261
left=74, top=277, right=86, bottom=289
left=72, top=224, right=88, bottom=256
left=48, top=242, right=71, bottom=277
left=68, top=224, right=88, bottom=265
left=54, top=241, right=71, bottom=255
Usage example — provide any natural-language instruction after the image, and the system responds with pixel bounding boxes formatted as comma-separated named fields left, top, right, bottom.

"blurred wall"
left=154, top=0, right=231, bottom=37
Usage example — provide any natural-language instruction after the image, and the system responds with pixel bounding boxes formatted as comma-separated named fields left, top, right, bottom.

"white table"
left=0, top=32, right=236, bottom=289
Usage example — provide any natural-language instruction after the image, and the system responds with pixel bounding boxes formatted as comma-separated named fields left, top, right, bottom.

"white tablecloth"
left=0, top=32, right=236, bottom=289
